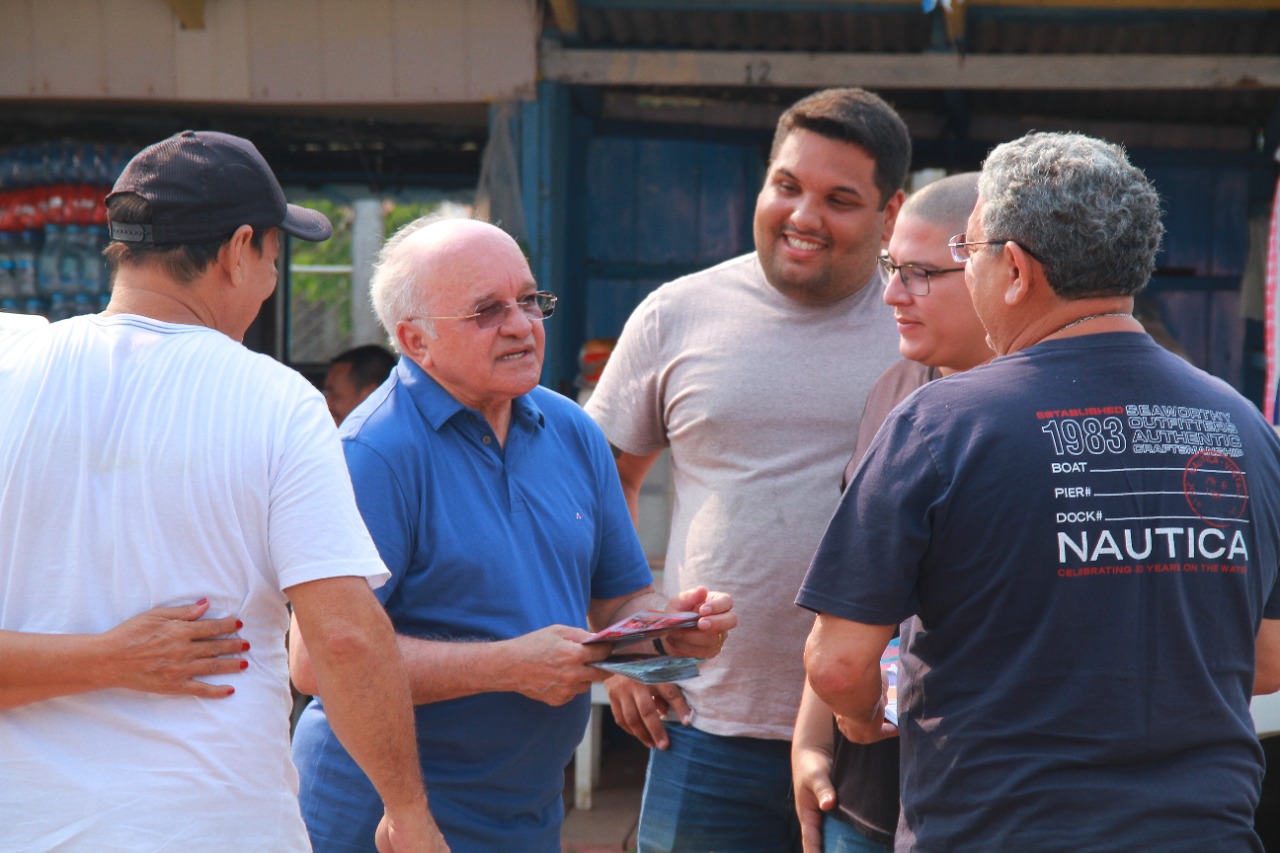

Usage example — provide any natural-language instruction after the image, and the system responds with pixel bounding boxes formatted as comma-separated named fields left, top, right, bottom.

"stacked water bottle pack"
left=0, top=142, right=135, bottom=321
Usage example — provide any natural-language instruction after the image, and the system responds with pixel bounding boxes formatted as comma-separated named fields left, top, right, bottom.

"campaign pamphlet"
left=590, top=654, right=704, bottom=684
left=583, top=609, right=701, bottom=649
left=584, top=609, right=704, bottom=683
left=882, top=637, right=900, bottom=727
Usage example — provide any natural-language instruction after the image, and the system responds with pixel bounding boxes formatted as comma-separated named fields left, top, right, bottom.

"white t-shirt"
left=0, top=314, right=389, bottom=851
left=585, top=254, right=900, bottom=739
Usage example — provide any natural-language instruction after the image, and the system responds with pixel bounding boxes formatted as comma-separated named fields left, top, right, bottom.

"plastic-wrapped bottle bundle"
left=58, top=224, right=84, bottom=297
left=36, top=223, right=62, bottom=298
left=13, top=231, right=40, bottom=304
left=0, top=232, right=14, bottom=301
left=82, top=225, right=109, bottom=297
left=71, top=292, right=95, bottom=318
left=0, top=141, right=135, bottom=320
left=45, top=292, right=73, bottom=323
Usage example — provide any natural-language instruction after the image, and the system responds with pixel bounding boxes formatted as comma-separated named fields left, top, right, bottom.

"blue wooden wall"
left=520, top=91, right=1261, bottom=399
left=1140, top=160, right=1251, bottom=391
left=576, top=134, right=763, bottom=345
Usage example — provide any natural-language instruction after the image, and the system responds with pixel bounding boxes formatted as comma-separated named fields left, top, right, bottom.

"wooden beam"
left=578, top=0, right=1280, bottom=9
left=548, top=0, right=580, bottom=34
left=965, top=0, right=1280, bottom=8
left=164, top=0, right=204, bottom=30
left=541, top=42, right=1280, bottom=90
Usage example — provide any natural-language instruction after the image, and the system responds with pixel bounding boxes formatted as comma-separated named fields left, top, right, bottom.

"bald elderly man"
left=290, top=217, right=737, bottom=853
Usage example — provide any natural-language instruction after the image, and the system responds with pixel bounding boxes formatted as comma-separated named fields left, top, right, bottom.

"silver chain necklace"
left=1051, top=311, right=1132, bottom=336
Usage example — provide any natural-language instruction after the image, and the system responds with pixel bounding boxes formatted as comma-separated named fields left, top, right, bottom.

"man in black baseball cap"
left=106, top=129, right=332, bottom=245
left=102, top=129, right=332, bottom=339
left=0, top=129, right=447, bottom=852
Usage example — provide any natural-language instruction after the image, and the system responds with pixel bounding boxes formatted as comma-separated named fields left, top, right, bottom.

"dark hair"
left=103, top=193, right=267, bottom=284
left=770, top=88, right=912, bottom=209
left=330, top=344, right=397, bottom=389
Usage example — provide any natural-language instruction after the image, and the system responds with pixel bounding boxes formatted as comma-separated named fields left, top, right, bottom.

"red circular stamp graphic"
left=1183, top=450, right=1249, bottom=528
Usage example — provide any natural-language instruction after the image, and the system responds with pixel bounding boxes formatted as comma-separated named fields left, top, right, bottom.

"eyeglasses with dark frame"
left=877, top=251, right=965, bottom=297
left=409, top=291, right=558, bottom=330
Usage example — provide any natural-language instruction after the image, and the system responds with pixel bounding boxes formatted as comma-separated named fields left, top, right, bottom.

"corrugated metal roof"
left=548, top=3, right=1280, bottom=144
left=566, top=3, right=1280, bottom=56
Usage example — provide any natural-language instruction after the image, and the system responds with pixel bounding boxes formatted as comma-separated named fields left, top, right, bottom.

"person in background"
left=800, top=131, right=1280, bottom=852
left=791, top=172, right=989, bottom=853
left=0, top=130, right=445, bottom=852
left=290, top=216, right=736, bottom=853
left=324, top=343, right=398, bottom=425
left=584, top=87, right=909, bottom=853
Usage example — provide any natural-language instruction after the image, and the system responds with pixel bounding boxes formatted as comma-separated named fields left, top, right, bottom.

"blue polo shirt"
left=293, top=357, right=652, bottom=853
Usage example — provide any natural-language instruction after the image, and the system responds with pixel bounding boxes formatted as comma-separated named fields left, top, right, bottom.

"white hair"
left=369, top=211, right=478, bottom=350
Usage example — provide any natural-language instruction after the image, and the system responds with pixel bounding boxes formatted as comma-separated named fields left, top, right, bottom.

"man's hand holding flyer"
left=583, top=610, right=704, bottom=683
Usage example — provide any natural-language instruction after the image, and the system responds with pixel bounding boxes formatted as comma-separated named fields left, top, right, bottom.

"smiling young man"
left=289, top=217, right=736, bottom=853
left=585, top=89, right=909, bottom=853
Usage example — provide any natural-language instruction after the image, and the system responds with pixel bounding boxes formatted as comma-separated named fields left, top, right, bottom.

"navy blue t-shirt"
left=799, top=333, right=1280, bottom=852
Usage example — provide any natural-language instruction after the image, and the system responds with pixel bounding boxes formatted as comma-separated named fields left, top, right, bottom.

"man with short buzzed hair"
left=793, top=171, right=990, bottom=853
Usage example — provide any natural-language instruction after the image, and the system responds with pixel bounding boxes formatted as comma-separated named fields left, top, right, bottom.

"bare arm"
left=614, top=448, right=662, bottom=528
left=587, top=585, right=668, bottom=634
left=0, top=600, right=246, bottom=710
left=1256, top=618, right=1280, bottom=695
left=290, top=580, right=737, bottom=712
left=805, top=614, right=898, bottom=745
left=287, top=576, right=446, bottom=851
left=793, top=681, right=838, bottom=853
left=291, top=612, right=612, bottom=708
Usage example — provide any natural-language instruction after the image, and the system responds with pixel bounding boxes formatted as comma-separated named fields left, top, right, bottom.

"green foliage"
left=287, top=197, right=453, bottom=336
left=384, top=199, right=445, bottom=236
left=289, top=198, right=352, bottom=315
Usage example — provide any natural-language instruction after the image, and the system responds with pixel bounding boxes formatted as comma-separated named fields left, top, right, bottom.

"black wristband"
left=653, top=638, right=667, bottom=656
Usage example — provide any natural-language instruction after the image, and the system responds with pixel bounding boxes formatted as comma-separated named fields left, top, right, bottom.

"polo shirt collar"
left=395, top=356, right=546, bottom=433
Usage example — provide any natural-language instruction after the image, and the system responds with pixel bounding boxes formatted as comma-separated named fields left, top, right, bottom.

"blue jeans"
left=823, top=813, right=893, bottom=853
left=636, top=723, right=801, bottom=853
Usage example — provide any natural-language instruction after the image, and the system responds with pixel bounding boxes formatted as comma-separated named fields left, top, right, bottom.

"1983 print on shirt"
left=1041, top=402, right=1249, bottom=578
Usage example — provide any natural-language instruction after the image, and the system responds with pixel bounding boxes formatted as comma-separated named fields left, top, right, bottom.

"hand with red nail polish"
left=97, top=599, right=249, bottom=699
left=0, top=599, right=247, bottom=708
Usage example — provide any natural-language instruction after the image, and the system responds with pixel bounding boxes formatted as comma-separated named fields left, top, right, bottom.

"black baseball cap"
left=105, top=130, right=332, bottom=244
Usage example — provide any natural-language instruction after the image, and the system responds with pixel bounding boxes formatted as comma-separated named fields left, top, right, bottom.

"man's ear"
left=880, top=189, right=906, bottom=244
left=396, top=319, right=432, bottom=368
left=1003, top=241, right=1039, bottom=307
left=220, top=225, right=257, bottom=286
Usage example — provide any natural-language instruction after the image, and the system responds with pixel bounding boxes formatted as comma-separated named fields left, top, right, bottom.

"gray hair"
left=978, top=132, right=1163, bottom=299
left=369, top=215, right=443, bottom=349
